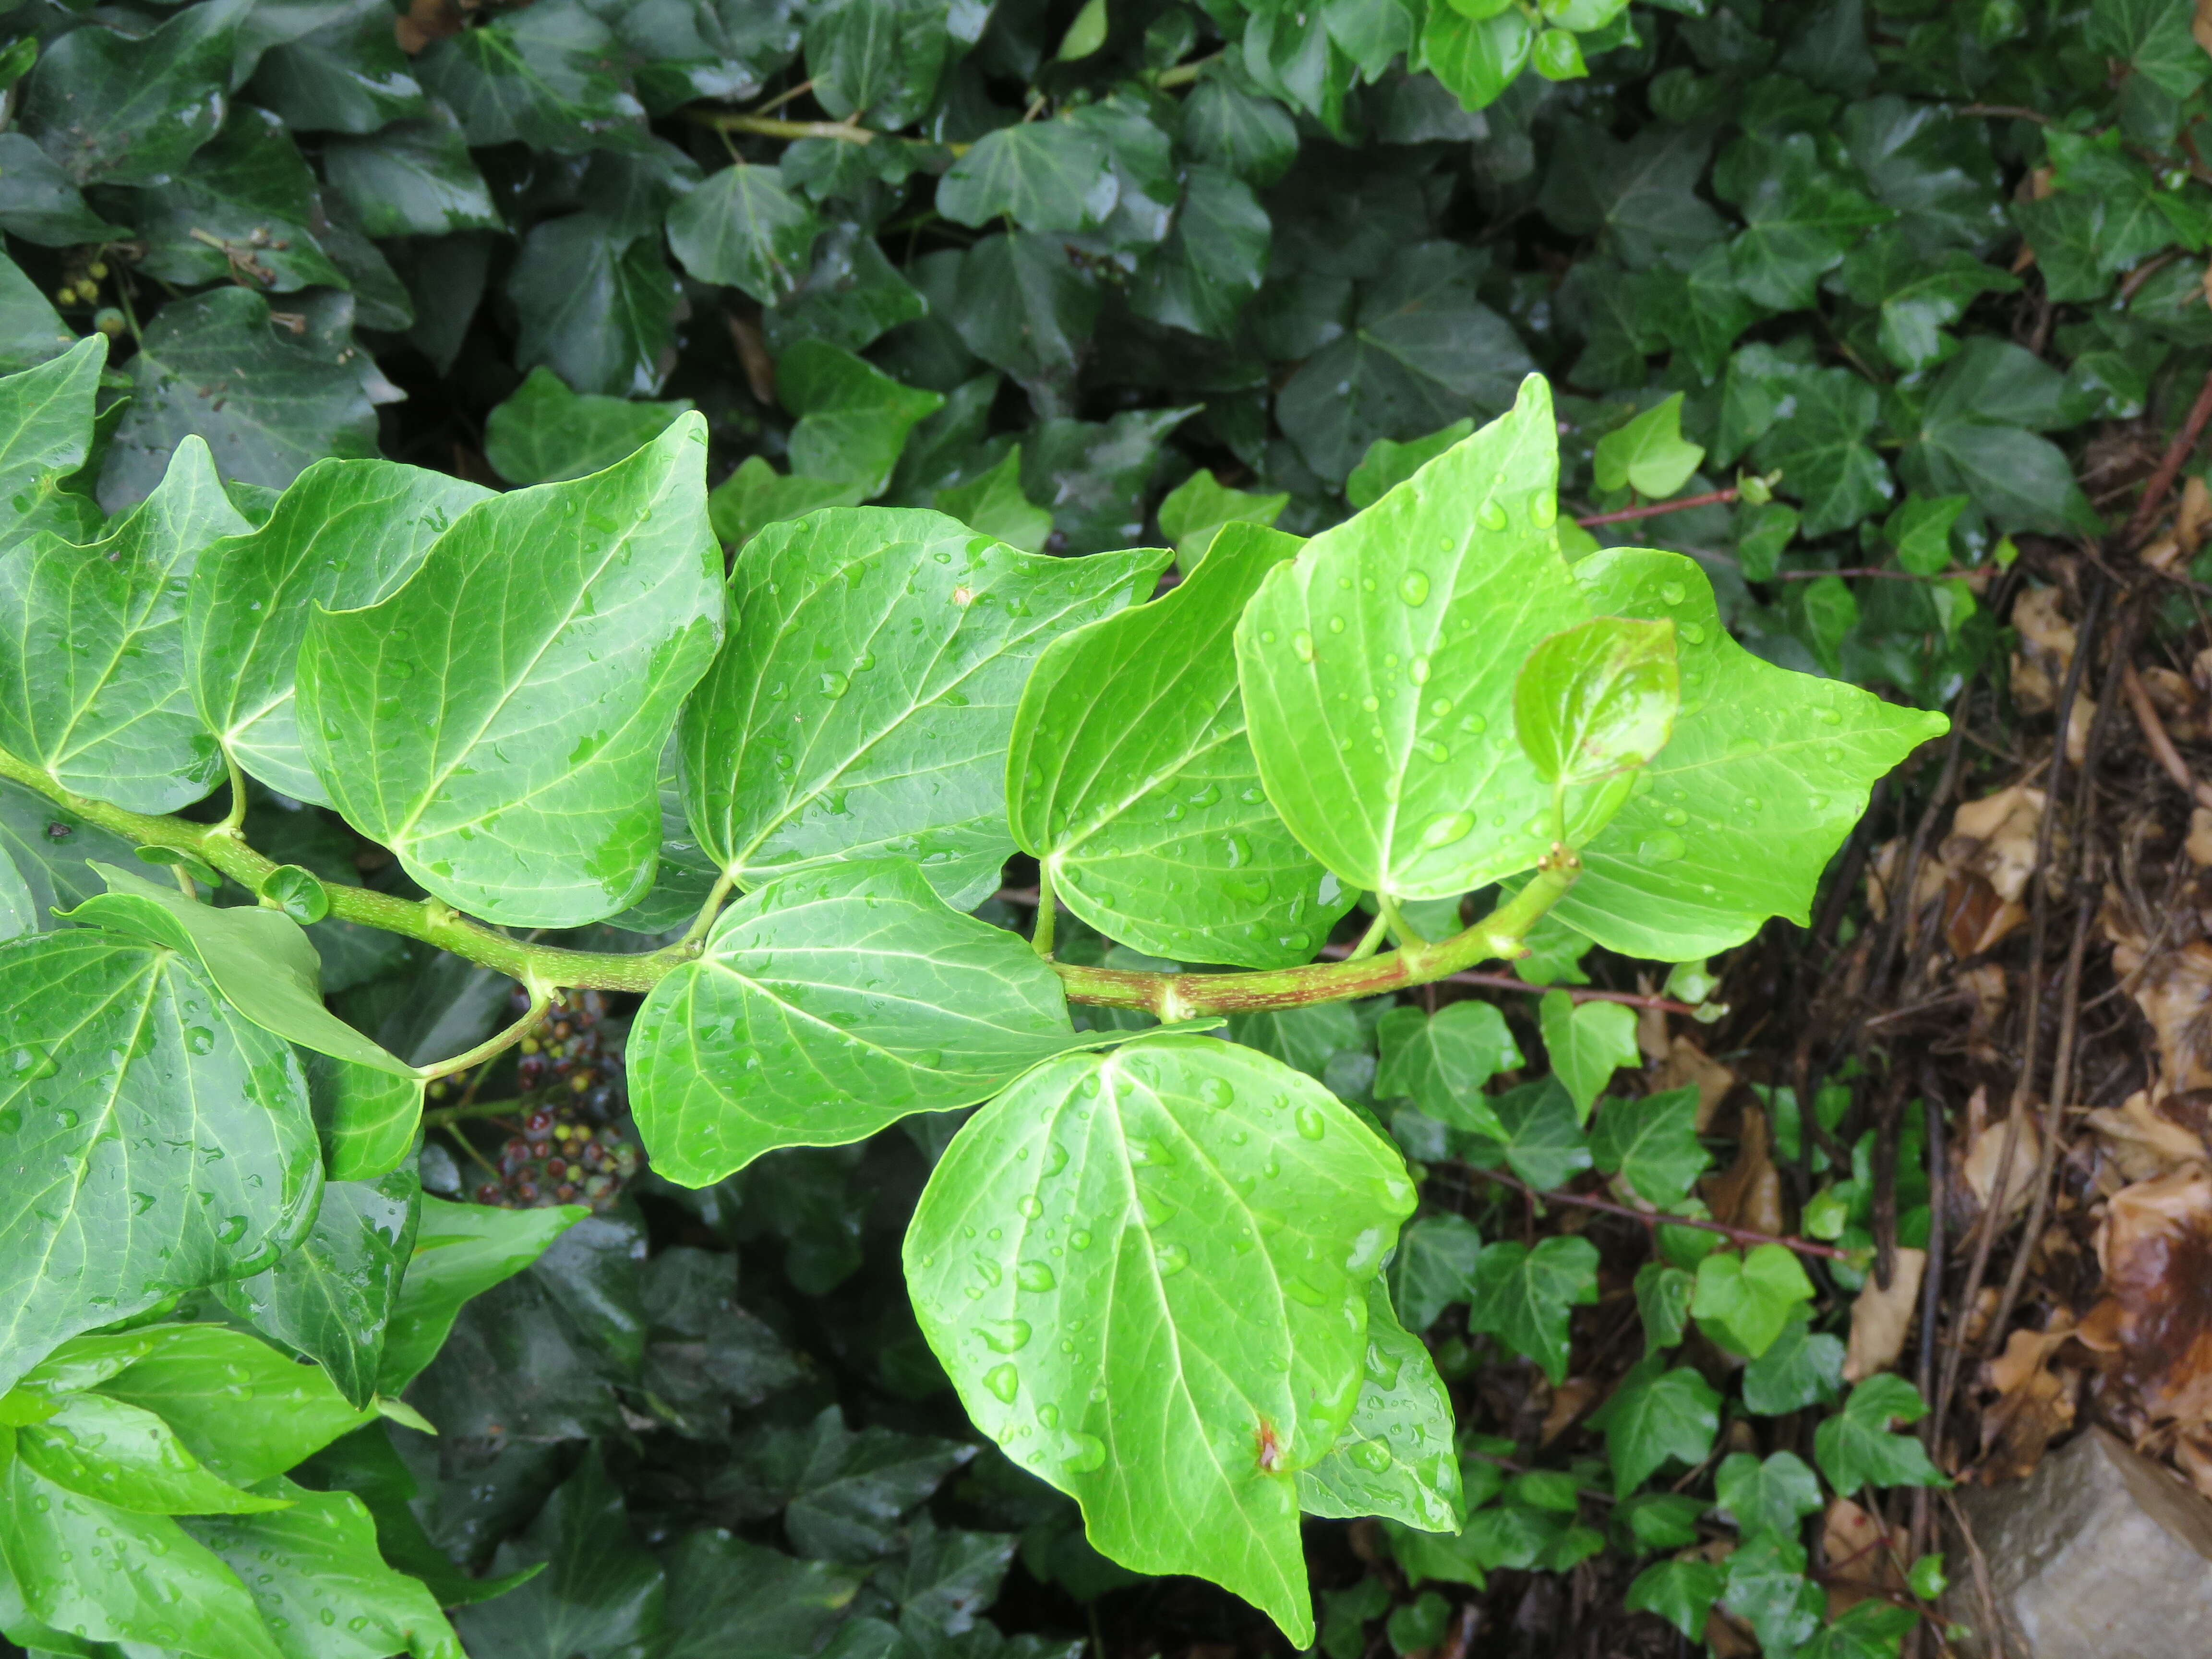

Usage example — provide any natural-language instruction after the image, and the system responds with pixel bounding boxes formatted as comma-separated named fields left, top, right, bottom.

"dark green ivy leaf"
left=22, top=0, right=250, bottom=185
left=451, top=1448, right=666, bottom=1659
left=508, top=213, right=682, bottom=398
left=415, top=1, right=649, bottom=152
left=100, top=288, right=380, bottom=510
left=320, top=103, right=505, bottom=237
left=667, top=162, right=823, bottom=304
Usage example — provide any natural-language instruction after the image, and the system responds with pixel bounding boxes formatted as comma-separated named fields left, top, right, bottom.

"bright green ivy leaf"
left=0, top=1456, right=286, bottom=1659
left=1514, top=615, right=1679, bottom=842
left=706, top=456, right=864, bottom=548
left=65, top=864, right=419, bottom=1081
left=0, top=436, right=244, bottom=813
left=1715, top=1450, right=1823, bottom=1542
left=1155, top=469, right=1289, bottom=564
left=17, top=1392, right=290, bottom=1516
left=1591, top=1088, right=1709, bottom=1208
left=906, top=1036, right=1417, bottom=1646
left=1299, top=1277, right=1463, bottom=1533
left=1690, top=1243, right=1815, bottom=1358
left=1373, top=1001, right=1522, bottom=1134
left=1465, top=1233, right=1598, bottom=1383
left=1814, top=1374, right=1948, bottom=1495
left=1010, top=522, right=1352, bottom=969
left=299, top=416, right=722, bottom=927
left=481, top=367, right=694, bottom=487
left=1592, top=395, right=1705, bottom=498
left=680, top=506, right=1165, bottom=907
left=1346, top=421, right=1473, bottom=512
left=185, top=1479, right=466, bottom=1659
left=779, top=338, right=945, bottom=495
left=186, top=457, right=490, bottom=805
left=933, top=447, right=1053, bottom=554
left=1419, top=5, right=1532, bottom=110
left=1554, top=549, right=1948, bottom=958
left=1239, top=378, right=1590, bottom=901
left=0, top=333, right=101, bottom=509
left=1601, top=1362, right=1719, bottom=1495
left=1538, top=991, right=1638, bottom=1123
left=1743, top=1306, right=1846, bottom=1413
left=630, top=858, right=1086, bottom=1184
left=0, top=934, right=321, bottom=1392
left=95, top=1325, right=374, bottom=1487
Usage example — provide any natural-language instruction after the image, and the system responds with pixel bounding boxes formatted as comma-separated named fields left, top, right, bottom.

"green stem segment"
left=0, top=745, right=693, bottom=994
left=0, top=743, right=1583, bottom=1015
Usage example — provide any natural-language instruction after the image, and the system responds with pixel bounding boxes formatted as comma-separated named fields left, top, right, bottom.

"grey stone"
left=1945, top=1426, right=2212, bottom=1658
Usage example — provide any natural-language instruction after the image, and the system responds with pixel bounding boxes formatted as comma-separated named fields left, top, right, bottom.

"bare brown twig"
left=1445, top=1162, right=1854, bottom=1261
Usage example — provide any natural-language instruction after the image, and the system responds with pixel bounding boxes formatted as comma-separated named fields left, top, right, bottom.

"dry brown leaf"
left=2008, top=586, right=2075, bottom=712
left=1959, top=963, right=2010, bottom=1062
left=1945, top=784, right=2045, bottom=903
left=2087, top=1090, right=2211, bottom=1184
left=1939, top=872, right=2024, bottom=959
left=1864, top=835, right=1945, bottom=924
left=2195, top=0, right=2212, bottom=57
left=1931, top=785, right=2045, bottom=957
left=1843, top=1246, right=1926, bottom=1382
left=1977, top=1323, right=2078, bottom=1482
left=725, top=313, right=778, bottom=407
left=2128, top=940, right=2212, bottom=1096
left=2142, top=531, right=2185, bottom=573
left=2189, top=808, right=2212, bottom=868
left=1539, top=1377, right=1600, bottom=1446
left=2059, top=693, right=2097, bottom=766
left=1820, top=1498, right=1908, bottom=1615
left=1703, top=1606, right=1758, bottom=1659
left=1958, top=1091, right=2041, bottom=1223
left=1704, top=1105, right=1785, bottom=1238
left=1651, top=1035, right=1736, bottom=1132
left=393, top=0, right=464, bottom=52
left=2079, top=1168, right=2212, bottom=1427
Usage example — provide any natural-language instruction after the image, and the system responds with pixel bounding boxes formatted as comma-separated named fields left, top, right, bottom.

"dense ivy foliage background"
left=0, top=0, right=2205, bottom=1651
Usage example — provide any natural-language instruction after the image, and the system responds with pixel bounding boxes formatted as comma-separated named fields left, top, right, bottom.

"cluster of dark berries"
left=449, top=989, right=643, bottom=1210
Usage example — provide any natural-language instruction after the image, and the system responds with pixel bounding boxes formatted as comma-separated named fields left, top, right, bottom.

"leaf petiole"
left=417, top=979, right=550, bottom=1083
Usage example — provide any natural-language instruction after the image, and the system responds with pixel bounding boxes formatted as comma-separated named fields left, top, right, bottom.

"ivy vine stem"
left=0, top=743, right=1584, bottom=1014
